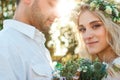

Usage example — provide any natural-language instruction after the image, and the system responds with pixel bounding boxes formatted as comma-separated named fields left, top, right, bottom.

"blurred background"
left=0, top=0, right=120, bottom=63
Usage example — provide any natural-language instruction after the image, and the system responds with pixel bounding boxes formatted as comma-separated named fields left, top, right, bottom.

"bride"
left=75, top=0, right=120, bottom=79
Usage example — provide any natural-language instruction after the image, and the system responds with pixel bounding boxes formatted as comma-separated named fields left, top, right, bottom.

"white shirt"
left=0, top=19, right=53, bottom=80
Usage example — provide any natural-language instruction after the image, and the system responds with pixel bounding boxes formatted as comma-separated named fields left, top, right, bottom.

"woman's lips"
left=86, top=41, right=98, bottom=46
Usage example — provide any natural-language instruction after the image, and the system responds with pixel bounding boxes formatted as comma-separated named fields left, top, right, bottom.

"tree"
left=0, top=0, right=16, bottom=30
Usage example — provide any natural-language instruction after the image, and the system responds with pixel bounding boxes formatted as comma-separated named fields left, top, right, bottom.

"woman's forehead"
left=79, top=11, right=100, bottom=25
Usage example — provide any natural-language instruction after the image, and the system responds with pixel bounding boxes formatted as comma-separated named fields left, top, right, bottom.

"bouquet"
left=53, top=58, right=108, bottom=80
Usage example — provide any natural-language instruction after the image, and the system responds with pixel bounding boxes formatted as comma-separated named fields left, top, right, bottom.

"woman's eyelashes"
left=91, top=23, right=102, bottom=29
left=78, top=23, right=102, bottom=33
left=78, top=27, right=86, bottom=32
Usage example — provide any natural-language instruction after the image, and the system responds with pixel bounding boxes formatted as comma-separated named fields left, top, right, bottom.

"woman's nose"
left=83, top=29, right=94, bottom=40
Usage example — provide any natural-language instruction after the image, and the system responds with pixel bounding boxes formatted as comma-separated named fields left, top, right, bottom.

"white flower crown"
left=80, top=0, right=120, bottom=24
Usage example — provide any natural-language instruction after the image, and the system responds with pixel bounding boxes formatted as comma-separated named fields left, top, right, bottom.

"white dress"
left=102, top=57, right=120, bottom=80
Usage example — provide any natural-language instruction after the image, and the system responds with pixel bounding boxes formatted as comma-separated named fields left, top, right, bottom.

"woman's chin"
left=88, top=50, right=98, bottom=55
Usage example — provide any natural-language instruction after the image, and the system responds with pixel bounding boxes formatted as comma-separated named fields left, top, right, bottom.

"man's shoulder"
left=0, top=27, right=34, bottom=47
left=0, top=27, right=24, bottom=45
left=0, top=27, right=14, bottom=36
left=0, top=30, right=9, bottom=43
left=0, top=27, right=24, bottom=39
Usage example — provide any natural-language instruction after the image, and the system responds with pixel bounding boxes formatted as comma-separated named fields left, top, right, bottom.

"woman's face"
left=78, top=10, right=110, bottom=55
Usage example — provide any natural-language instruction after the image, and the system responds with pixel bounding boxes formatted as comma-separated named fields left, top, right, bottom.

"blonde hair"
left=76, top=4, right=120, bottom=60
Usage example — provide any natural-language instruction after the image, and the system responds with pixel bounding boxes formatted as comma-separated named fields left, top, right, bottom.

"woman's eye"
left=79, top=28, right=86, bottom=32
left=92, top=24, right=101, bottom=29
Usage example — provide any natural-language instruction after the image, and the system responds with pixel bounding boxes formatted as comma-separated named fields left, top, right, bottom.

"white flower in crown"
left=112, top=57, right=120, bottom=69
left=114, top=8, right=119, bottom=17
left=90, top=1, right=97, bottom=8
left=105, top=6, right=112, bottom=14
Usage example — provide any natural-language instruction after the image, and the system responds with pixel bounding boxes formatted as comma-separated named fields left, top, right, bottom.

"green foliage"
left=53, top=58, right=108, bottom=80
left=60, top=57, right=80, bottom=80
left=78, top=59, right=107, bottom=80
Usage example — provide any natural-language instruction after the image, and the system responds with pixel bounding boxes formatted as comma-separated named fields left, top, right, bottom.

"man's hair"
left=16, top=0, right=20, bottom=5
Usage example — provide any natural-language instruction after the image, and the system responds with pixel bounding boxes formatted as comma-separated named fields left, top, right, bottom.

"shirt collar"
left=3, top=19, right=45, bottom=41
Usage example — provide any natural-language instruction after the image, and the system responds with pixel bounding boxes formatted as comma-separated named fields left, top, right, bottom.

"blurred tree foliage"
left=0, top=0, right=16, bottom=30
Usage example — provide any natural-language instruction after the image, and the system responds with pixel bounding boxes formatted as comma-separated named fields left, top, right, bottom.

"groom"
left=0, top=0, right=59, bottom=80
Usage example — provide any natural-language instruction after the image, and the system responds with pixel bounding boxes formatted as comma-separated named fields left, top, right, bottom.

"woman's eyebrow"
left=90, top=20, right=102, bottom=25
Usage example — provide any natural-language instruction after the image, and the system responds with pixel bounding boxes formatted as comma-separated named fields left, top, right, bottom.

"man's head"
left=14, top=0, right=60, bottom=34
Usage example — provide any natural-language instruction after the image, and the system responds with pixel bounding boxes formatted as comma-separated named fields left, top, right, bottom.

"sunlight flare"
left=57, top=0, right=76, bottom=17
